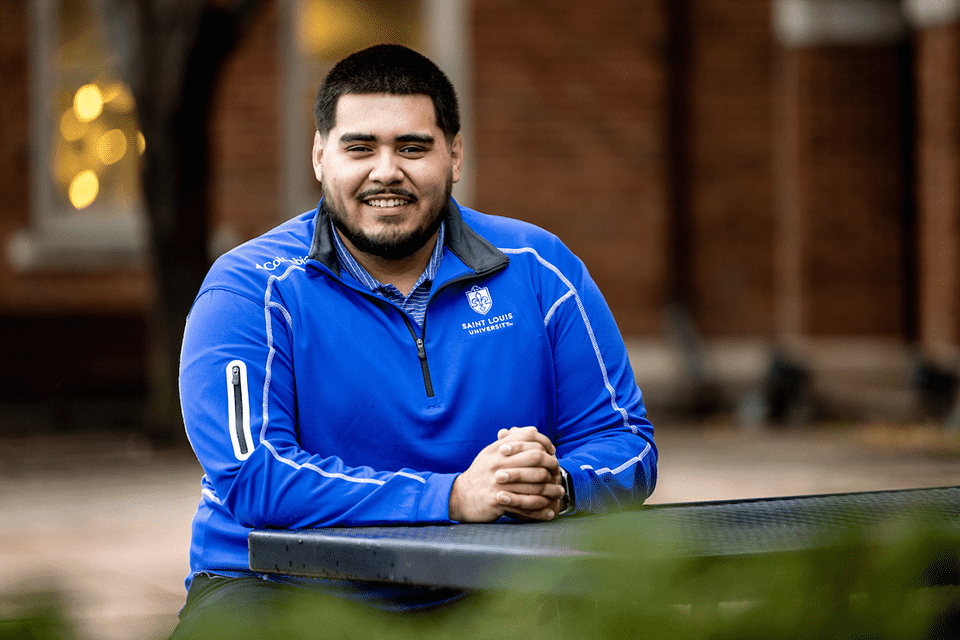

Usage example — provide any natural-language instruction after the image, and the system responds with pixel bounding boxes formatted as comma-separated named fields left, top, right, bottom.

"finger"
left=499, top=427, right=556, bottom=455
left=498, top=448, right=560, bottom=473
left=496, top=490, right=554, bottom=510
left=497, top=440, right=548, bottom=457
left=508, top=494, right=563, bottom=519
left=503, top=501, right=562, bottom=522
left=526, top=428, right=557, bottom=455
left=499, top=482, right=565, bottom=499
left=496, top=466, right=559, bottom=485
left=504, top=509, right=557, bottom=522
left=496, top=427, right=530, bottom=443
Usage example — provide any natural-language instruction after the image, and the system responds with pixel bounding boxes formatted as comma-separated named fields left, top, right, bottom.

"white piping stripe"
left=262, top=440, right=386, bottom=485
left=267, top=300, right=294, bottom=327
left=580, top=442, right=653, bottom=476
left=500, top=247, right=636, bottom=434
left=260, top=265, right=302, bottom=444
left=202, top=487, right=223, bottom=505
left=544, top=290, right=575, bottom=327
left=255, top=265, right=423, bottom=488
left=396, top=471, right=428, bottom=484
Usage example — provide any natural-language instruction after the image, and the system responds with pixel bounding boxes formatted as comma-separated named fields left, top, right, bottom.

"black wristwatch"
left=558, top=467, right=575, bottom=516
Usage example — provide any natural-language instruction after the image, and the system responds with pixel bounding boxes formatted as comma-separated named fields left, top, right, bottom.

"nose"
left=368, top=149, right=403, bottom=184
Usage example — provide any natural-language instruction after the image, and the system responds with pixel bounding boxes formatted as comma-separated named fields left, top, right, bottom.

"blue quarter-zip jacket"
left=179, top=200, right=657, bottom=606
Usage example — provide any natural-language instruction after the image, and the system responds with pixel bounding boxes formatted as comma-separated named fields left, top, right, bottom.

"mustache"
left=356, top=187, right=418, bottom=202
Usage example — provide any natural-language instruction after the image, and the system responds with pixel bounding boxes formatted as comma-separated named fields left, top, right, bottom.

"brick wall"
left=685, top=0, right=776, bottom=336
left=775, top=43, right=908, bottom=338
left=471, top=0, right=670, bottom=335
left=0, top=0, right=29, bottom=239
left=210, top=0, right=282, bottom=243
left=471, top=0, right=778, bottom=337
left=916, top=21, right=960, bottom=358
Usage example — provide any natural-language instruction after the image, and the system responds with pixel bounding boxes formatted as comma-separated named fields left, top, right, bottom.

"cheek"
left=321, top=173, right=358, bottom=201
left=413, top=166, right=452, bottom=196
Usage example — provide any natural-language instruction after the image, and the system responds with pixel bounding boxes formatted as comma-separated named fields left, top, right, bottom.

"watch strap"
left=557, top=466, right=575, bottom=516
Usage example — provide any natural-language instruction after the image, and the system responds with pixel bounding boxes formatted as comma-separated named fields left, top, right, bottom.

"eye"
left=399, top=145, right=427, bottom=157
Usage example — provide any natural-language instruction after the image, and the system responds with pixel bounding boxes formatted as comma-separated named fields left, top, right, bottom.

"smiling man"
left=317, top=92, right=458, bottom=294
left=171, top=44, right=657, bottom=636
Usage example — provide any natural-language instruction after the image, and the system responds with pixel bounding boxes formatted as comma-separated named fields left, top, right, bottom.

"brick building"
left=0, top=0, right=959, bottom=428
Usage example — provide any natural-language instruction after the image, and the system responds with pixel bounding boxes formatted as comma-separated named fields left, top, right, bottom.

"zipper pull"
left=415, top=338, right=426, bottom=361
left=232, top=365, right=241, bottom=386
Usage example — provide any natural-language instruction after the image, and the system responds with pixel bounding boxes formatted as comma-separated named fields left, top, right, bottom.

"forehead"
left=332, top=93, right=438, bottom=136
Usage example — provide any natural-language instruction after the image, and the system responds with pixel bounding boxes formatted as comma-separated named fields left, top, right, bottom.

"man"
left=172, top=44, right=656, bottom=634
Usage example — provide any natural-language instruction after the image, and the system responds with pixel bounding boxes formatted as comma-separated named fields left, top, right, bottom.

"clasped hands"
left=449, top=426, right=564, bottom=523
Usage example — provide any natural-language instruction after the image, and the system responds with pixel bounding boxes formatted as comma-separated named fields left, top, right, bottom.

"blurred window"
left=281, top=0, right=422, bottom=217
left=13, top=0, right=147, bottom=271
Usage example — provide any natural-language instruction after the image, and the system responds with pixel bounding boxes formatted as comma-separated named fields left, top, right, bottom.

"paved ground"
left=1, top=423, right=960, bottom=640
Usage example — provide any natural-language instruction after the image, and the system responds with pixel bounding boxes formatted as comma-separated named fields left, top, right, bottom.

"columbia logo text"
left=255, top=256, right=308, bottom=271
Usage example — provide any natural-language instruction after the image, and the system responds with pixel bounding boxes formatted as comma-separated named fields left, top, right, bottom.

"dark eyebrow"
left=338, top=133, right=377, bottom=144
left=396, top=133, right=435, bottom=145
left=338, top=132, right=435, bottom=146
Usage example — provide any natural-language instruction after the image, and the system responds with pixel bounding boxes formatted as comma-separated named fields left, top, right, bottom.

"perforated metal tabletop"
left=248, top=486, right=960, bottom=595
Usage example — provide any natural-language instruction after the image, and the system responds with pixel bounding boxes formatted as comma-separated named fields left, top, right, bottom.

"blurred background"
left=2, top=0, right=960, bottom=637
left=3, top=0, right=960, bottom=435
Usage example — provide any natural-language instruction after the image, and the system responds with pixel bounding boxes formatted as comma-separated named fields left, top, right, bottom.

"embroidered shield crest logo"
left=466, top=285, right=492, bottom=315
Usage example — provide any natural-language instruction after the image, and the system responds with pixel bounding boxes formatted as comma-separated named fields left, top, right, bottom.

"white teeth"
left=365, top=199, right=407, bottom=208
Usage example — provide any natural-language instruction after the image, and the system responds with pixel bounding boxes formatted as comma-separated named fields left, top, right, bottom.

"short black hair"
left=313, top=44, right=460, bottom=142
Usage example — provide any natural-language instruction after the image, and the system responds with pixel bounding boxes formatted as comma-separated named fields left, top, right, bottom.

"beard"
left=322, top=180, right=451, bottom=261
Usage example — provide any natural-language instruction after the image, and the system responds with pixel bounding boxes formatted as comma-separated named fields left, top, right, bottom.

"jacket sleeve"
left=547, top=258, right=658, bottom=514
left=179, top=286, right=458, bottom=529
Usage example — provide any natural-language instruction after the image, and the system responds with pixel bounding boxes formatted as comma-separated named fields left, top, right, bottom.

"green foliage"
left=173, top=515, right=960, bottom=640
left=4, top=517, right=960, bottom=639
left=0, top=592, right=76, bottom=640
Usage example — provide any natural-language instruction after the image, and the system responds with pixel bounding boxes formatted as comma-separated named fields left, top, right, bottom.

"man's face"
left=313, top=93, right=463, bottom=261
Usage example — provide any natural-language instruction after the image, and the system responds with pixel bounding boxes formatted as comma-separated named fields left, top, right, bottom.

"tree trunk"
left=101, top=0, right=266, bottom=444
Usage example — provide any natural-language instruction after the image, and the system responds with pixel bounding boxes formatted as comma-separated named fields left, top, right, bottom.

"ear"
left=450, top=133, right=463, bottom=184
left=312, top=131, right=324, bottom=183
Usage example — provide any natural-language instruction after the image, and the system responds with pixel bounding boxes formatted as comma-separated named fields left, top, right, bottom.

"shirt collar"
left=330, top=220, right=446, bottom=295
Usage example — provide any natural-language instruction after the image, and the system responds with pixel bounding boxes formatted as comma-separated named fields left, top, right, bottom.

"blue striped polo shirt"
left=330, top=220, right=445, bottom=330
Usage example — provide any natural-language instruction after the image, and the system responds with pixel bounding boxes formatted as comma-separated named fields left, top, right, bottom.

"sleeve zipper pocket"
left=227, top=360, right=253, bottom=459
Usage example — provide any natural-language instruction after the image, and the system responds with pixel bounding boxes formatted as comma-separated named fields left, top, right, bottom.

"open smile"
left=357, top=188, right=418, bottom=210
left=362, top=198, right=411, bottom=208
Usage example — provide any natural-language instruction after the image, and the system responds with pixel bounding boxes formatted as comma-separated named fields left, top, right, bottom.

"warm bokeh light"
left=299, top=0, right=365, bottom=57
left=298, top=0, right=417, bottom=58
left=74, top=84, right=104, bottom=122
left=137, top=131, right=146, bottom=155
left=102, top=82, right=135, bottom=112
left=52, top=143, right=80, bottom=188
left=52, top=76, right=141, bottom=209
left=96, top=129, right=128, bottom=165
left=59, top=109, right=88, bottom=142
left=68, top=170, right=99, bottom=209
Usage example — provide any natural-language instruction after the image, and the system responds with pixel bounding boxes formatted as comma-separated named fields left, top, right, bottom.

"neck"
left=337, top=229, right=440, bottom=297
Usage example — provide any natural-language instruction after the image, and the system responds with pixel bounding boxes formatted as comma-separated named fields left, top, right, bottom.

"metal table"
left=249, top=486, right=960, bottom=597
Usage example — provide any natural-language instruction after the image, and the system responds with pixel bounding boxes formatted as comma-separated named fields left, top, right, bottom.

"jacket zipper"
left=231, top=365, right=248, bottom=456
left=402, top=316, right=434, bottom=398
left=397, top=271, right=508, bottom=399
left=314, top=264, right=507, bottom=400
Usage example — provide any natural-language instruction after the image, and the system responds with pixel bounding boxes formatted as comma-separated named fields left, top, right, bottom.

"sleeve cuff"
left=417, top=472, right=460, bottom=523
